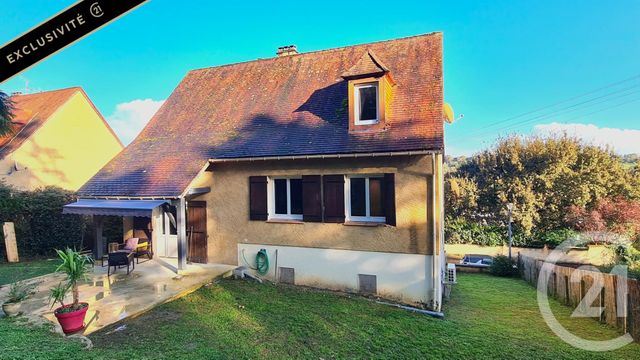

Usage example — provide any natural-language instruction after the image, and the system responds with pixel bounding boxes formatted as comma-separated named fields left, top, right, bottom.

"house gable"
left=0, top=89, right=123, bottom=190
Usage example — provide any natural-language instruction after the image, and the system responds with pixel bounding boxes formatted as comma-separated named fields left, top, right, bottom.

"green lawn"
left=1, top=274, right=639, bottom=359
left=0, top=258, right=59, bottom=285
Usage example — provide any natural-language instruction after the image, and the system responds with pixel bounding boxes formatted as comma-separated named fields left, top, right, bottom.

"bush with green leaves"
left=0, top=183, right=123, bottom=257
left=445, top=216, right=505, bottom=246
left=489, top=255, right=517, bottom=277
left=6, top=280, right=34, bottom=304
left=0, top=184, right=85, bottom=256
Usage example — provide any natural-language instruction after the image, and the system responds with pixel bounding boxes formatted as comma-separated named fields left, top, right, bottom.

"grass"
left=1, top=274, right=639, bottom=359
left=0, top=258, right=59, bottom=285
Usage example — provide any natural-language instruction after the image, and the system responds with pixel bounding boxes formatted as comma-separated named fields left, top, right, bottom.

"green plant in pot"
left=2, top=280, right=33, bottom=317
left=49, top=248, right=93, bottom=334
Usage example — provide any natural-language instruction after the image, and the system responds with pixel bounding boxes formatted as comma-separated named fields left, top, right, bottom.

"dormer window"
left=341, top=50, right=395, bottom=131
left=354, top=83, right=379, bottom=125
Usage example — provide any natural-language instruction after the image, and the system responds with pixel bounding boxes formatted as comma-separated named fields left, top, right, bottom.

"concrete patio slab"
left=0, top=259, right=234, bottom=335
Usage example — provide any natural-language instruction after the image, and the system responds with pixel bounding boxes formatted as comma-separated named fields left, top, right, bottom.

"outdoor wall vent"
left=358, top=274, right=377, bottom=294
left=445, top=263, right=457, bottom=284
left=279, top=267, right=295, bottom=284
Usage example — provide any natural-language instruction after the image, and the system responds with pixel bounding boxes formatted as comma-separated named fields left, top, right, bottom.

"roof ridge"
left=10, top=86, right=81, bottom=99
left=188, top=32, right=442, bottom=74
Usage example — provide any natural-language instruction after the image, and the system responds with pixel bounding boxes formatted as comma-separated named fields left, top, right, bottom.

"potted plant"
left=48, top=248, right=93, bottom=334
left=2, top=280, right=32, bottom=317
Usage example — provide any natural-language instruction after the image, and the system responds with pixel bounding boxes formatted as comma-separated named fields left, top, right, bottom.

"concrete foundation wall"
left=238, top=243, right=434, bottom=304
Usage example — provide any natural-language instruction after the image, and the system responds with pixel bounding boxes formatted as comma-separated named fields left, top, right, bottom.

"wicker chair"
left=116, top=238, right=153, bottom=264
left=107, top=251, right=134, bottom=276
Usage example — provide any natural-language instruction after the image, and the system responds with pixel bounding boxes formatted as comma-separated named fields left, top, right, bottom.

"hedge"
left=445, top=216, right=579, bottom=248
left=0, top=184, right=122, bottom=258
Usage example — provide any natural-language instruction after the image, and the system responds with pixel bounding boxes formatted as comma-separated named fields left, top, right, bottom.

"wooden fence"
left=517, top=254, right=640, bottom=342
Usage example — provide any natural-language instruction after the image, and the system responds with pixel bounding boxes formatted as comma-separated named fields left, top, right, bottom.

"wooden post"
left=94, top=215, right=104, bottom=259
left=2, top=222, right=19, bottom=263
left=176, top=197, right=187, bottom=271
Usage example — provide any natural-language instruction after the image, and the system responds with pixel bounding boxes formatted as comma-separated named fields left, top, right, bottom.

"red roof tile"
left=79, top=33, right=444, bottom=197
left=341, top=50, right=390, bottom=79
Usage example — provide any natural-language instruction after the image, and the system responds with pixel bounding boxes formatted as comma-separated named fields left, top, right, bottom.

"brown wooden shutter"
left=249, top=176, right=268, bottom=220
left=302, top=175, right=322, bottom=222
left=323, top=175, right=345, bottom=223
left=384, top=173, right=396, bottom=226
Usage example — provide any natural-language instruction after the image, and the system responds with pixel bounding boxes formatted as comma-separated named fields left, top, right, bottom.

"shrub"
left=0, top=184, right=92, bottom=257
left=489, top=255, right=517, bottom=277
left=445, top=216, right=505, bottom=246
left=536, top=228, right=579, bottom=247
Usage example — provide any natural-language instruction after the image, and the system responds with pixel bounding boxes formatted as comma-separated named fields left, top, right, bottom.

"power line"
left=472, top=85, right=640, bottom=137
left=470, top=96, right=640, bottom=140
left=564, top=96, right=640, bottom=122
left=465, top=73, right=640, bottom=132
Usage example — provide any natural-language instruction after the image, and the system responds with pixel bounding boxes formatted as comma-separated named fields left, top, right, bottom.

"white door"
left=157, top=209, right=178, bottom=258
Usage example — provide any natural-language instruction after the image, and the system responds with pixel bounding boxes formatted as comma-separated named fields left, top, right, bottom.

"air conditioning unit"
left=445, top=263, right=457, bottom=284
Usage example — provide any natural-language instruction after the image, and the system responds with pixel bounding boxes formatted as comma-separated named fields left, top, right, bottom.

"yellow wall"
left=0, top=91, right=122, bottom=191
left=190, top=155, right=435, bottom=265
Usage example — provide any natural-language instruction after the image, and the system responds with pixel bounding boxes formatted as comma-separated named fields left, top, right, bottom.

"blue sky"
left=2, top=0, right=640, bottom=155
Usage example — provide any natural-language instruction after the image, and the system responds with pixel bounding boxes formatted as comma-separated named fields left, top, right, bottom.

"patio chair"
left=116, top=238, right=153, bottom=264
left=107, top=251, right=134, bottom=276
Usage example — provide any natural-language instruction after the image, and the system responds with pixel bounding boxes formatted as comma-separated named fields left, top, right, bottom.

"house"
left=64, top=33, right=446, bottom=309
left=0, top=87, right=123, bottom=191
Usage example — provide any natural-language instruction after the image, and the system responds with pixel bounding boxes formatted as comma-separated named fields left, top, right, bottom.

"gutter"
left=208, top=150, right=441, bottom=164
left=78, top=196, right=179, bottom=200
left=431, top=153, right=438, bottom=310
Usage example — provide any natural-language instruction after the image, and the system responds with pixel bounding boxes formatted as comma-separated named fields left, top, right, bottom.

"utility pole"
left=507, top=203, right=513, bottom=260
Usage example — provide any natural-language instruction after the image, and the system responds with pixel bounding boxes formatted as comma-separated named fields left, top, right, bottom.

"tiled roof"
left=0, top=88, right=79, bottom=159
left=79, top=33, right=444, bottom=197
left=341, top=50, right=390, bottom=79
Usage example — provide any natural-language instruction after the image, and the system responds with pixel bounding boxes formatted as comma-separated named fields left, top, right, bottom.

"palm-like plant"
left=0, top=90, right=15, bottom=137
left=51, top=248, right=93, bottom=312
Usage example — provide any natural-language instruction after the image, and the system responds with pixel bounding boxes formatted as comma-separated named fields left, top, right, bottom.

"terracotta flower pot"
left=54, top=303, right=89, bottom=334
left=2, top=302, right=20, bottom=317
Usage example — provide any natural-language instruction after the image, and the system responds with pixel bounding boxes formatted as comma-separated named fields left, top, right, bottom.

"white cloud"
left=533, top=122, right=640, bottom=155
left=106, top=98, right=165, bottom=145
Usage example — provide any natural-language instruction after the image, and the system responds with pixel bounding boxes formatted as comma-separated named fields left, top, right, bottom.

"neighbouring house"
left=64, top=33, right=446, bottom=309
left=0, top=87, right=123, bottom=191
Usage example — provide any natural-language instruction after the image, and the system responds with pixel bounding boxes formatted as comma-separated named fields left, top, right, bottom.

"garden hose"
left=255, top=248, right=269, bottom=275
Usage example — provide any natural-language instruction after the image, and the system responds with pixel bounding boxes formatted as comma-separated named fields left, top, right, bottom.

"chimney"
left=276, top=45, right=298, bottom=57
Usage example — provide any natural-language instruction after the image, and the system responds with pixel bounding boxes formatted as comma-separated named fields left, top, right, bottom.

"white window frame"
left=354, top=83, right=380, bottom=125
left=344, top=175, right=386, bottom=223
left=268, top=176, right=303, bottom=220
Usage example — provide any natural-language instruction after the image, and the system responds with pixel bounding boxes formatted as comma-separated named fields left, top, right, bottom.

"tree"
left=445, top=176, right=478, bottom=218
left=0, top=90, right=15, bottom=137
left=450, top=135, right=640, bottom=237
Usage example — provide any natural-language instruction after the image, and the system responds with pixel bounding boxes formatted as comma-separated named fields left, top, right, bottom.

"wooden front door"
left=187, top=201, right=208, bottom=263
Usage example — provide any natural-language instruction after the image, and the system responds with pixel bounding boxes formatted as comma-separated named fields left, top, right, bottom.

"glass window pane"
left=169, top=207, right=177, bottom=235
left=274, top=179, right=288, bottom=214
left=358, top=86, right=377, bottom=121
left=290, top=179, right=303, bottom=215
left=369, top=178, right=384, bottom=217
left=162, top=210, right=166, bottom=235
left=350, top=178, right=366, bottom=216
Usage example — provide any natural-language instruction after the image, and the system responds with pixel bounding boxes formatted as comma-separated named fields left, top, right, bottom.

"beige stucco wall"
left=0, top=91, right=123, bottom=191
left=190, top=155, right=435, bottom=265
